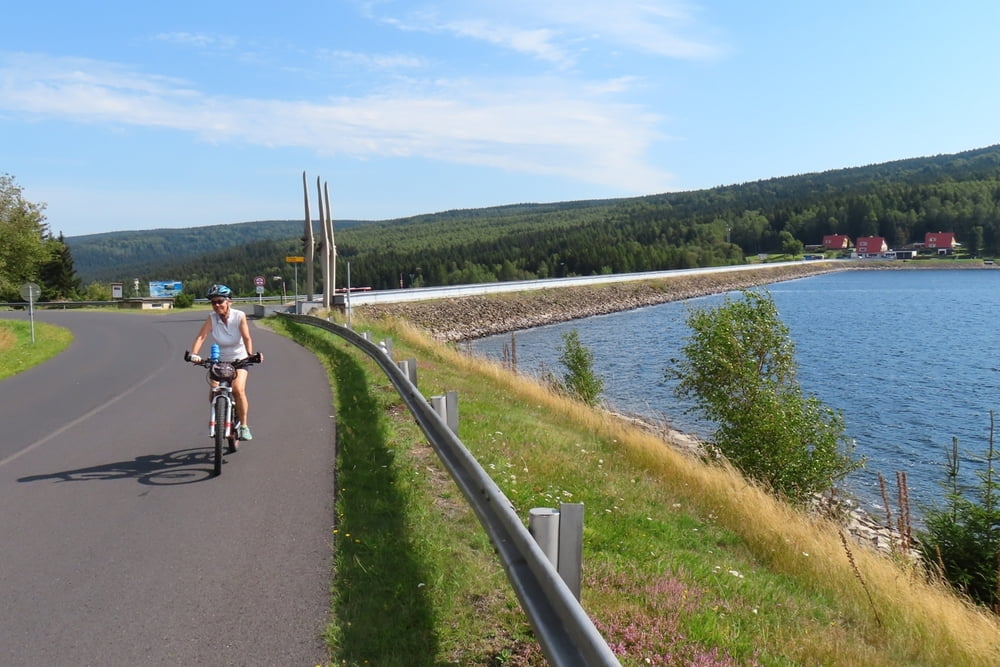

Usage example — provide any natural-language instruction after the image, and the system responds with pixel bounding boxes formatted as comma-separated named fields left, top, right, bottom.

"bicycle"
left=185, top=350, right=262, bottom=476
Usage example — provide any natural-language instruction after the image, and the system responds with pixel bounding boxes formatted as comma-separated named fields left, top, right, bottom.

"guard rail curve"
left=275, top=312, right=620, bottom=666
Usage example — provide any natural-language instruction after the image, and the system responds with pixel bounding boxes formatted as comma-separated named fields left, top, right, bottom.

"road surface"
left=0, top=309, right=335, bottom=665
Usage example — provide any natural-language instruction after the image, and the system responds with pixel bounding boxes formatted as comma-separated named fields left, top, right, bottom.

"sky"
left=3, top=1, right=1000, bottom=238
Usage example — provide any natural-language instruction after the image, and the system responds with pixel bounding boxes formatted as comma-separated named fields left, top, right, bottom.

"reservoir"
left=471, top=268, right=1000, bottom=519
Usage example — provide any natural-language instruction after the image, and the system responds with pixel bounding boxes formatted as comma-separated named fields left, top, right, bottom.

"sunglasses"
left=211, top=300, right=227, bottom=306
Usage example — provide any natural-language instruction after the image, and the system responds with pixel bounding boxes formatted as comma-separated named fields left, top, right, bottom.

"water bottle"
left=210, top=343, right=220, bottom=362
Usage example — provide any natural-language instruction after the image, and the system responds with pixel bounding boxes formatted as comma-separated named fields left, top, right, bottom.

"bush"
left=557, top=329, right=604, bottom=406
left=668, top=290, right=863, bottom=503
left=173, top=292, right=194, bottom=308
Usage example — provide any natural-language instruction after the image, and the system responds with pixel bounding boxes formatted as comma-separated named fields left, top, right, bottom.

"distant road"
left=0, top=310, right=335, bottom=665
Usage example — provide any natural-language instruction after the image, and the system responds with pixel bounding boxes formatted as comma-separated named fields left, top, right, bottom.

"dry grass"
left=381, top=315, right=1000, bottom=665
left=0, top=325, right=14, bottom=352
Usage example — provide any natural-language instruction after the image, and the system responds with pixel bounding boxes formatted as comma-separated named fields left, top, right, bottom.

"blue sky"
left=4, top=1, right=999, bottom=238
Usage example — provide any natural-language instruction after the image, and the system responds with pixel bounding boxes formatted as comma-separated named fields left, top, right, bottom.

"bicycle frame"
left=209, top=384, right=236, bottom=440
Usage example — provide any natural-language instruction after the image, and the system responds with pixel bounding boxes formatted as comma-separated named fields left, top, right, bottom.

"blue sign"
left=149, top=281, right=183, bottom=297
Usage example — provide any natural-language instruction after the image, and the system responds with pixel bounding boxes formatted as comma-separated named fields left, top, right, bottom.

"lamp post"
left=273, top=276, right=286, bottom=303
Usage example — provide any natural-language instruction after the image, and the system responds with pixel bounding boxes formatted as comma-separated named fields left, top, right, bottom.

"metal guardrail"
left=0, top=301, right=121, bottom=309
left=276, top=313, right=620, bottom=667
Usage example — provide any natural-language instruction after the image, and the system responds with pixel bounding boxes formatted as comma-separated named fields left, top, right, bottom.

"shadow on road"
left=17, top=447, right=223, bottom=485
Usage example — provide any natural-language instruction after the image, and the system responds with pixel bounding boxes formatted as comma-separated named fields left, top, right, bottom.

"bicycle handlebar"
left=184, top=351, right=263, bottom=366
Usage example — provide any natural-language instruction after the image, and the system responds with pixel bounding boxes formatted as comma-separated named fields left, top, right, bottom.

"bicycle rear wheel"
left=213, top=398, right=226, bottom=476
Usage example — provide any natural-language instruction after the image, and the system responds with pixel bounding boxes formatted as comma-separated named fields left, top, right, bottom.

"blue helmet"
left=205, top=284, right=233, bottom=299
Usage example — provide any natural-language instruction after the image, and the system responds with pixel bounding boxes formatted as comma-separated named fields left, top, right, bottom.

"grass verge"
left=0, top=319, right=74, bottom=380
left=267, top=313, right=1000, bottom=666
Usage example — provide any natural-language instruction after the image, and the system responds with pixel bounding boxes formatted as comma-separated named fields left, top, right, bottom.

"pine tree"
left=38, top=232, right=82, bottom=300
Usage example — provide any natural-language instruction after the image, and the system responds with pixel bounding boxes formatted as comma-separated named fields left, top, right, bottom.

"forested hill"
left=68, top=218, right=370, bottom=283
left=68, top=144, right=1000, bottom=295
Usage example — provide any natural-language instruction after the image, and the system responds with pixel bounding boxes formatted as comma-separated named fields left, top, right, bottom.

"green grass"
left=266, top=314, right=1000, bottom=666
left=0, top=319, right=73, bottom=380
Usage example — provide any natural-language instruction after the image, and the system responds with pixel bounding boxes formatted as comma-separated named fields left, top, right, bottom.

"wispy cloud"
left=0, top=52, right=674, bottom=192
left=153, top=32, right=239, bottom=52
left=367, top=0, right=724, bottom=65
left=320, top=49, right=428, bottom=71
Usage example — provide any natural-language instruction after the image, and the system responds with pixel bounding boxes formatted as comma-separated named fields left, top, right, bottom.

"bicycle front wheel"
left=213, top=398, right=226, bottom=476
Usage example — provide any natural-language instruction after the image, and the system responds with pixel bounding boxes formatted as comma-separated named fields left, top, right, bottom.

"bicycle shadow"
left=17, top=447, right=224, bottom=486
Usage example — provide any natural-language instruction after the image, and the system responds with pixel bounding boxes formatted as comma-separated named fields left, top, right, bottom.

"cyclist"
left=187, top=284, right=259, bottom=440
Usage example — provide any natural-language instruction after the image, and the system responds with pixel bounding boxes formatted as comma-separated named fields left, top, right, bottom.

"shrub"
left=557, top=329, right=604, bottom=406
left=173, top=292, right=194, bottom=308
left=668, top=290, right=863, bottom=503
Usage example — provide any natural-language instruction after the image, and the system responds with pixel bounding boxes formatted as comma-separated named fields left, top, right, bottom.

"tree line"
left=0, top=174, right=81, bottom=302
left=62, top=144, right=1000, bottom=297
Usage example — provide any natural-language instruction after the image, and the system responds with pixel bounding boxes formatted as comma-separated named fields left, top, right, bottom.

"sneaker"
left=239, top=425, right=253, bottom=441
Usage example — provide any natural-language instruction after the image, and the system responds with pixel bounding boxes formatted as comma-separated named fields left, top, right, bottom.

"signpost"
left=286, top=256, right=304, bottom=306
left=19, top=282, right=41, bottom=343
left=254, top=275, right=265, bottom=304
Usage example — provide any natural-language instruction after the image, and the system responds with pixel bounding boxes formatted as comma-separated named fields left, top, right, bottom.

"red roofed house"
left=925, top=232, right=957, bottom=255
left=856, top=236, right=888, bottom=257
left=822, top=234, right=851, bottom=250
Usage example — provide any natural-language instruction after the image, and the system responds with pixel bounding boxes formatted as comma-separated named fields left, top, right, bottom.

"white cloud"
left=0, top=53, right=675, bottom=193
left=321, top=49, right=428, bottom=71
left=368, top=0, right=724, bottom=64
left=443, top=20, right=572, bottom=67
left=153, top=32, right=239, bottom=52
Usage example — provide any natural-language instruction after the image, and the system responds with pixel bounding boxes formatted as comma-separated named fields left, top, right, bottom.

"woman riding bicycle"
left=187, top=284, right=259, bottom=440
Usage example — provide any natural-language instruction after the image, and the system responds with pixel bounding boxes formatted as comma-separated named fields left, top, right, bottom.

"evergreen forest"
left=43, top=143, right=1000, bottom=299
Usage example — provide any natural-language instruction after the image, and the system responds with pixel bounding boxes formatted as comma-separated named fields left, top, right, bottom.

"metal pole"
left=28, top=294, right=36, bottom=343
left=346, top=261, right=352, bottom=327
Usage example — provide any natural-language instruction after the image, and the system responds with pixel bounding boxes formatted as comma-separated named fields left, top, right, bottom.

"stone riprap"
left=357, top=262, right=846, bottom=342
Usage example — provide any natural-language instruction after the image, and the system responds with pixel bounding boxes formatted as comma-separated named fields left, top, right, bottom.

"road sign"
left=256, top=285, right=265, bottom=294
left=285, top=256, right=305, bottom=263
left=19, top=282, right=41, bottom=302
left=254, top=275, right=265, bottom=287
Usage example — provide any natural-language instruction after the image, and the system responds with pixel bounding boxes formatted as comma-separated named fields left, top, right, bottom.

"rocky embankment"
left=357, top=262, right=846, bottom=342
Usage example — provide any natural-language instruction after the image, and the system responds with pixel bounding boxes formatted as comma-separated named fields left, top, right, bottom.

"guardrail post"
left=431, top=395, right=447, bottom=421
left=397, top=358, right=417, bottom=385
left=430, top=392, right=459, bottom=434
left=445, top=390, right=459, bottom=433
left=529, top=504, right=584, bottom=600
left=558, top=503, right=584, bottom=600
left=529, top=508, right=560, bottom=567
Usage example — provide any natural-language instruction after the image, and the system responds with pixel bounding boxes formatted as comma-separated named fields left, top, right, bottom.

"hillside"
left=67, top=218, right=371, bottom=284
left=67, top=144, right=1000, bottom=294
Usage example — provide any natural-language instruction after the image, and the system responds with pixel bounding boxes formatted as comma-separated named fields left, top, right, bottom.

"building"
left=855, top=236, right=888, bottom=257
left=925, top=232, right=957, bottom=255
left=822, top=234, right=851, bottom=250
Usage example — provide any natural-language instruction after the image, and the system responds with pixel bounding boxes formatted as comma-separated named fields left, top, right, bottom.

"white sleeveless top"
left=210, top=308, right=248, bottom=361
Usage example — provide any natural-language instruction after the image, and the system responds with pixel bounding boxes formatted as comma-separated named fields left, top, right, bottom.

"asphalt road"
left=0, top=309, right=335, bottom=666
